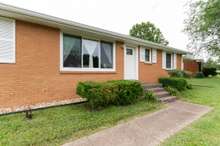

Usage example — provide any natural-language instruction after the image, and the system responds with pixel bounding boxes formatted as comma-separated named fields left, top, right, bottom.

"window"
left=61, top=33, right=114, bottom=71
left=126, top=48, right=133, bottom=55
left=63, top=34, right=81, bottom=67
left=144, top=49, right=151, bottom=62
left=101, top=41, right=113, bottom=68
left=162, top=51, right=176, bottom=70
left=0, top=17, right=15, bottom=63
left=82, top=39, right=100, bottom=68
left=140, top=47, right=154, bottom=63
left=166, top=53, right=172, bottom=69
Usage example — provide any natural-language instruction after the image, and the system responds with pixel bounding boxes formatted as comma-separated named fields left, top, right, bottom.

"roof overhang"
left=0, top=3, right=188, bottom=54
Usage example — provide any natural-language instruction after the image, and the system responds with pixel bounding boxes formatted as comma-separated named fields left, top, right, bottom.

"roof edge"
left=0, top=2, right=188, bottom=54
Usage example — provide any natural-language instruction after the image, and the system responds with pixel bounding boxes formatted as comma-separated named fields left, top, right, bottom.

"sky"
left=0, top=0, right=189, bottom=51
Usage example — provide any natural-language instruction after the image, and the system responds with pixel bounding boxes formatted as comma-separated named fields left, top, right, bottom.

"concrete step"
left=146, top=87, right=165, bottom=92
left=159, top=96, right=177, bottom=103
left=142, top=83, right=176, bottom=103
left=154, top=91, right=170, bottom=98
left=142, top=83, right=162, bottom=89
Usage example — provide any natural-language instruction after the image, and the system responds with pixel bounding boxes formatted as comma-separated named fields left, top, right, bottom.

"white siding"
left=0, top=17, right=15, bottom=63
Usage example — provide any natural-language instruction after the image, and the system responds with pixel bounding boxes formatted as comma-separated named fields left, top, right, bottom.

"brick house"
left=183, top=56, right=203, bottom=74
left=0, top=3, right=187, bottom=110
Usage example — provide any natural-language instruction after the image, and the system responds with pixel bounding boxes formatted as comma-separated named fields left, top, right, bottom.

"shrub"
left=186, top=84, right=193, bottom=89
left=77, top=80, right=143, bottom=110
left=202, top=67, right=217, bottom=77
left=194, top=72, right=205, bottom=78
left=159, top=77, right=188, bottom=91
left=168, top=70, right=191, bottom=78
left=169, top=70, right=184, bottom=77
left=107, top=80, right=143, bottom=105
left=183, top=71, right=192, bottom=78
left=144, top=90, right=157, bottom=101
left=165, top=86, right=179, bottom=96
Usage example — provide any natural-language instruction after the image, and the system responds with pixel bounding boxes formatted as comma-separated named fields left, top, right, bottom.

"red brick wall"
left=139, top=51, right=183, bottom=83
left=183, top=59, right=199, bottom=73
left=0, top=20, right=183, bottom=108
left=0, top=21, right=124, bottom=108
left=139, top=49, right=169, bottom=83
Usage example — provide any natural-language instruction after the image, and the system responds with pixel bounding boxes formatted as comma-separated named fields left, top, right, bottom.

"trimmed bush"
left=169, top=70, right=184, bottom=77
left=186, top=84, right=193, bottom=89
left=77, top=80, right=143, bottom=110
left=107, top=80, right=144, bottom=105
left=194, top=72, right=205, bottom=78
left=165, top=86, right=179, bottom=96
left=159, top=77, right=188, bottom=91
left=202, top=67, right=217, bottom=77
left=168, top=69, right=191, bottom=78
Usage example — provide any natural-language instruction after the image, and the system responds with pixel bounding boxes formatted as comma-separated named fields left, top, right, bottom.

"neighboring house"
left=0, top=3, right=187, bottom=109
left=183, top=55, right=203, bottom=74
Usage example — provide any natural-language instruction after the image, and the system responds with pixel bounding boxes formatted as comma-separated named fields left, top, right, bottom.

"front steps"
left=142, top=83, right=177, bottom=103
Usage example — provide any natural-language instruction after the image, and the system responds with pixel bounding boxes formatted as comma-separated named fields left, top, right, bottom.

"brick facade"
left=0, top=20, right=183, bottom=108
left=139, top=50, right=169, bottom=83
left=183, top=59, right=200, bottom=73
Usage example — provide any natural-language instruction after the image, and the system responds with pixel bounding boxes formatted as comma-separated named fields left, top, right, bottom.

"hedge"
left=202, top=67, right=217, bottom=77
left=77, top=80, right=144, bottom=110
left=194, top=72, right=205, bottom=78
left=168, top=69, right=190, bottom=78
left=159, top=77, right=188, bottom=91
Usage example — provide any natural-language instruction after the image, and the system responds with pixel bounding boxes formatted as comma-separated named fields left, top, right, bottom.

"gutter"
left=0, top=2, right=188, bottom=54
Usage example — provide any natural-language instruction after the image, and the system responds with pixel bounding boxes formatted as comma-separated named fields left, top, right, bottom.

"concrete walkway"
left=63, top=100, right=211, bottom=146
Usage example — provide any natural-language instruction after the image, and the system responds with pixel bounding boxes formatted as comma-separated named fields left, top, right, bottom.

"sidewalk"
left=63, top=100, right=211, bottom=146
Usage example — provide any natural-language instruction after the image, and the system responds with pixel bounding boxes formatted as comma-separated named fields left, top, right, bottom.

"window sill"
left=0, top=60, right=16, bottom=64
left=144, top=61, right=153, bottom=64
left=60, top=68, right=116, bottom=74
left=164, top=68, right=173, bottom=71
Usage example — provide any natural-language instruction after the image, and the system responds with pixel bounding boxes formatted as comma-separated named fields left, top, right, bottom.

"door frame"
left=123, top=44, right=139, bottom=80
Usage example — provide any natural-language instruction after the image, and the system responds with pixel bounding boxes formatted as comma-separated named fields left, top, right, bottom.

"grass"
left=162, top=76, right=220, bottom=146
left=0, top=100, right=162, bottom=146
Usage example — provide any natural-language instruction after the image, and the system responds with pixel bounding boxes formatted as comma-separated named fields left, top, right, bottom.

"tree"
left=129, top=22, right=169, bottom=45
left=203, top=58, right=220, bottom=70
left=185, top=0, right=220, bottom=62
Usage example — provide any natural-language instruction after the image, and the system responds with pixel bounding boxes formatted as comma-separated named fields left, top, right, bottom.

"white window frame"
left=144, top=48, right=152, bottom=64
left=0, top=17, right=16, bottom=64
left=60, top=32, right=116, bottom=72
left=165, top=52, right=172, bottom=70
left=163, top=52, right=176, bottom=70
left=140, top=47, right=152, bottom=64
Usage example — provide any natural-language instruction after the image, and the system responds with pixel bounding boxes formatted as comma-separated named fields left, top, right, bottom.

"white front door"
left=124, top=47, right=137, bottom=80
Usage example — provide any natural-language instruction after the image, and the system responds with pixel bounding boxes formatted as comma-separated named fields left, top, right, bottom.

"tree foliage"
left=185, top=0, right=220, bottom=61
left=129, top=22, right=169, bottom=45
left=203, top=58, right=220, bottom=69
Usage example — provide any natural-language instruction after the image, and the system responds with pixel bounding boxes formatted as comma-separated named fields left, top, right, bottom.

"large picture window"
left=61, top=33, right=115, bottom=71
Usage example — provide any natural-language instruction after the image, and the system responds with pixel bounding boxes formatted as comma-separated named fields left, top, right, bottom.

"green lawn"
left=162, top=76, right=220, bottom=146
left=0, top=100, right=162, bottom=146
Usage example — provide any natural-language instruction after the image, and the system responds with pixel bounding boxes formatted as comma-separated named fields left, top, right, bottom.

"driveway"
left=63, top=100, right=211, bottom=146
